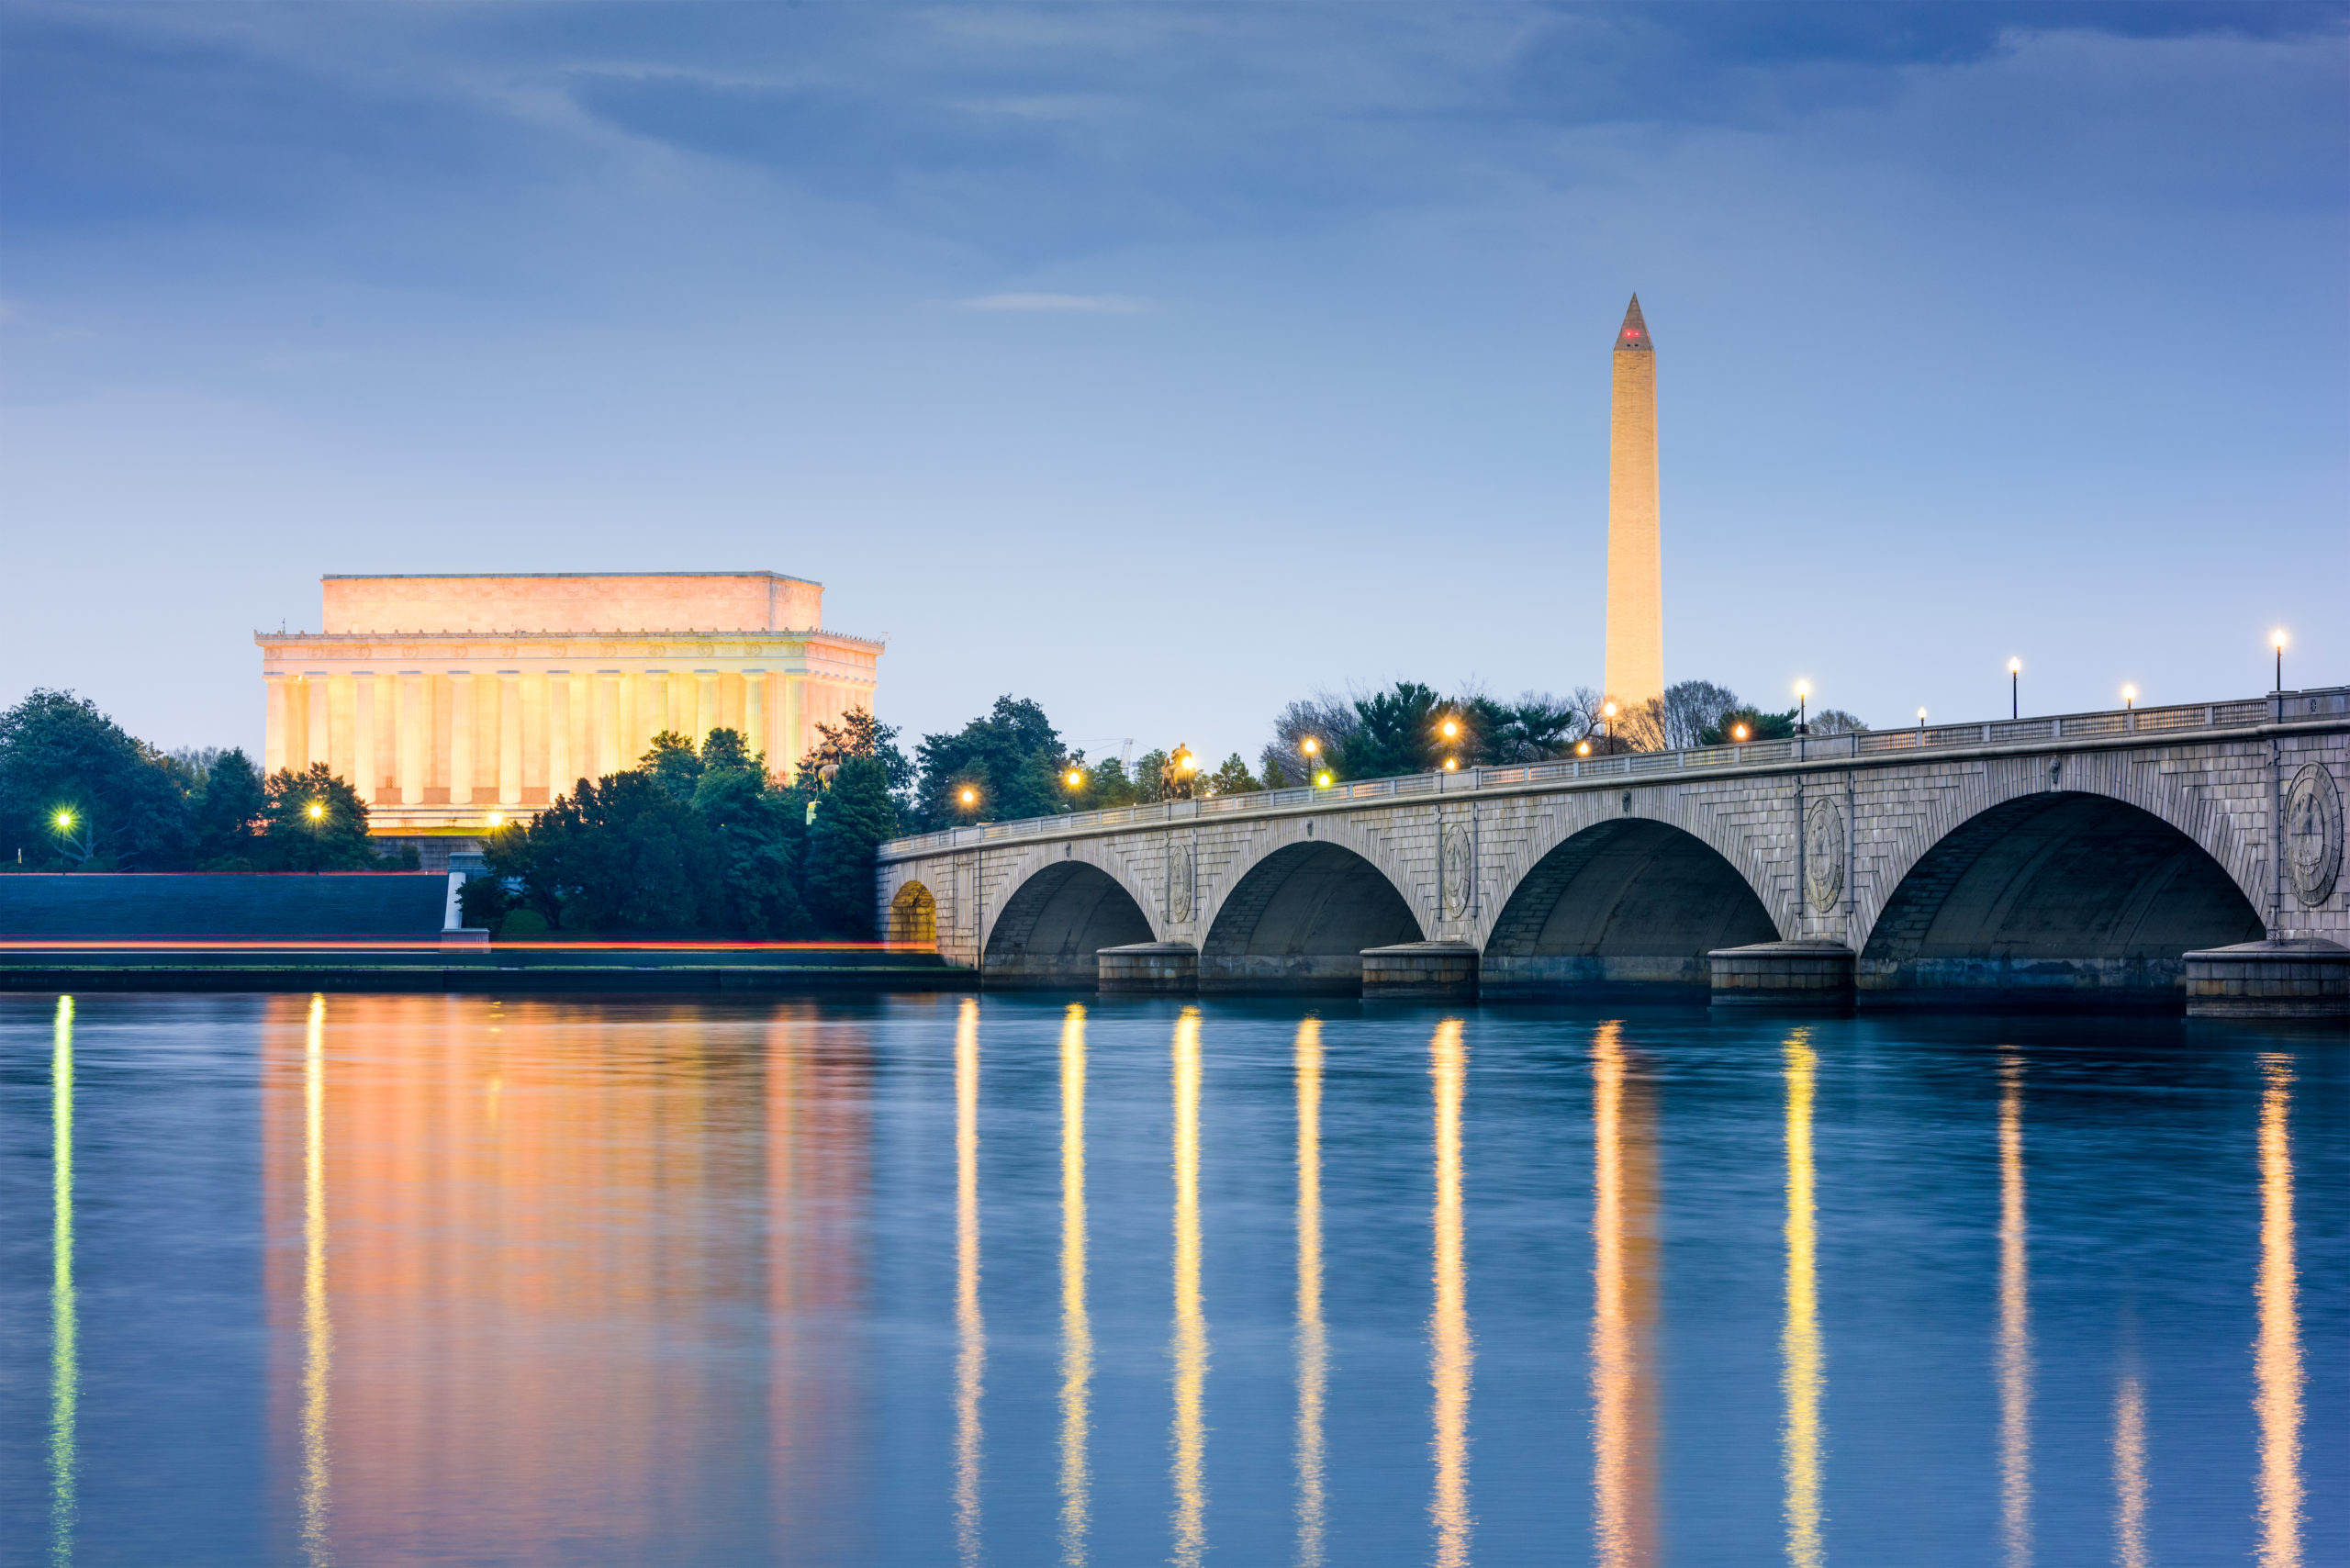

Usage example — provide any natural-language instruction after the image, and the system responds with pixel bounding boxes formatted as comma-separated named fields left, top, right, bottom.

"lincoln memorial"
left=256, top=572, right=883, bottom=835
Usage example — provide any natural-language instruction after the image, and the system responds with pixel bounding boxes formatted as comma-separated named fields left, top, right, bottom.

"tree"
left=1205, top=754, right=1260, bottom=797
left=1082, top=754, right=1140, bottom=808
left=0, top=689, right=191, bottom=869
left=799, top=706, right=913, bottom=801
left=190, top=748, right=267, bottom=867
left=1340, top=681, right=1442, bottom=778
left=805, top=756, right=899, bottom=938
left=1811, top=708, right=1869, bottom=736
left=1129, top=749, right=1170, bottom=804
left=1699, top=706, right=1800, bottom=745
left=913, top=697, right=1066, bottom=828
left=1259, top=693, right=1360, bottom=787
left=256, top=764, right=383, bottom=871
left=1662, top=681, right=1742, bottom=751
left=695, top=730, right=811, bottom=937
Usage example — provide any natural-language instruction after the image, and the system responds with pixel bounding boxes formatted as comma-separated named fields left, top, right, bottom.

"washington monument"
left=1605, top=295, right=1662, bottom=712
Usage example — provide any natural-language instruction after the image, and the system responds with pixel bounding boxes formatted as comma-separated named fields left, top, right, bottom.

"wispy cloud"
left=958, top=292, right=1152, bottom=314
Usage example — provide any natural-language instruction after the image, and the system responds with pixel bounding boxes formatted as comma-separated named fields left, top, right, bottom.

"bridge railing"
left=879, top=687, right=2346, bottom=857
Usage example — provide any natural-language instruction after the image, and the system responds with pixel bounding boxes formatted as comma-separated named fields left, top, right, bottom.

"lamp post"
left=1438, top=715, right=1460, bottom=772
left=1917, top=707, right=1927, bottom=732
left=2008, top=658, right=2020, bottom=720
left=2273, top=629, right=2288, bottom=693
left=1301, top=735, right=1322, bottom=789
left=1601, top=701, right=1617, bottom=754
left=2121, top=686, right=2135, bottom=711
left=1794, top=681, right=1809, bottom=735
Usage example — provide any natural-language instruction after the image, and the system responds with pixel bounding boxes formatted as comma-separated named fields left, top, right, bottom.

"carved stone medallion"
left=1804, top=795, right=1845, bottom=913
left=1168, top=843, right=1194, bottom=923
left=2284, top=762, right=2343, bottom=907
left=1440, top=825, right=1473, bottom=918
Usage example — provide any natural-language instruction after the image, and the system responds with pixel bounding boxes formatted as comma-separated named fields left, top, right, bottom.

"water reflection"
left=765, top=1004, right=873, bottom=1562
left=954, top=997, right=985, bottom=1566
left=2254, top=1055, right=2302, bottom=1568
left=1058, top=1004, right=1092, bottom=1567
left=50, top=994, right=76, bottom=1568
left=1293, top=1016, right=1327, bottom=1568
left=260, top=996, right=806, bottom=1562
left=1996, top=1055, right=2033, bottom=1568
left=1781, top=1028, right=1824, bottom=1568
left=1428, top=1018, right=1472, bottom=1567
left=1590, top=1021, right=1659, bottom=1567
left=1169, top=1006, right=1209, bottom=1568
left=2111, top=1366, right=2148, bottom=1568
left=300, top=995, right=333, bottom=1566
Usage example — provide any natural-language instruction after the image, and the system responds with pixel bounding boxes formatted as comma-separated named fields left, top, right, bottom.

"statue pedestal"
left=1709, top=940, right=1854, bottom=1010
left=1360, top=942, right=1479, bottom=1001
left=2183, top=939, right=2350, bottom=1019
left=1097, top=942, right=1199, bottom=995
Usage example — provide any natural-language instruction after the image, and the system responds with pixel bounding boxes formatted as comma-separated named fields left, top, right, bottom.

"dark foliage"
left=804, top=755, right=900, bottom=939
left=912, top=696, right=1068, bottom=828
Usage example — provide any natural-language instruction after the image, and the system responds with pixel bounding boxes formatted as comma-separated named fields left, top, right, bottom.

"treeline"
left=0, top=689, right=413, bottom=872
left=473, top=711, right=903, bottom=939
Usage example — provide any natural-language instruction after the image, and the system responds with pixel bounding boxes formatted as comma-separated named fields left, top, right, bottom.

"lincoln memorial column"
left=565, top=677, right=588, bottom=790
left=744, top=671, right=767, bottom=767
left=398, top=673, right=426, bottom=805
left=546, top=673, right=571, bottom=801
left=781, top=674, right=805, bottom=785
left=450, top=672, right=476, bottom=806
left=696, top=670, right=719, bottom=747
left=264, top=673, right=289, bottom=774
left=306, top=676, right=332, bottom=772
left=597, top=672, right=621, bottom=779
left=642, top=671, right=666, bottom=753
left=353, top=675, right=376, bottom=803
left=498, top=672, right=523, bottom=807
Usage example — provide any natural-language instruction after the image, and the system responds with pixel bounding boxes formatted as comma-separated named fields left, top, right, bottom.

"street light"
left=1443, top=756, right=1459, bottom=771
left=2273, top=629, right=2288, bottom=692
left=2009, top=658, right=2021, bottom=720
left=1064, top=766, right=1085, bottom=790
left=1575, top=740, right=1592, bottom=757
left=958, top=786, right=979, bottom=817
left=2121, top=685, right=2136, bottom=711
left=1916, top=707, right=1928, bottom=731
left=54, top=809, right=73, bottom=831
left=1795, top=680, right=1810, bottom=734
left=308, top=801, right=327, bottom=822
left=1732, top=723, right=1750, bottom=743
left=1314, top=770, right=1334, bottom=789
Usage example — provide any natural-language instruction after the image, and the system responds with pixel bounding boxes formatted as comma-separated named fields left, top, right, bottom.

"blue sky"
left=4, top=3, right=2344, bottom=762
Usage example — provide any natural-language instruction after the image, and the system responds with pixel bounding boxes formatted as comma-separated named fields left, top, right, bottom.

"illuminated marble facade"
left=255, top=573, right=883, bottom=834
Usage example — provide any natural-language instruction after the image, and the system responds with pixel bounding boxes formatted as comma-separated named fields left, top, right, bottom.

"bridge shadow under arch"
left=982, top=862, right=1154, bottom=989
left=1483, top=818, right=1778, bottom=997
left=1201, top=841, right=1424, bottom=993
left=1860, top=790, right=2264, bottom=1007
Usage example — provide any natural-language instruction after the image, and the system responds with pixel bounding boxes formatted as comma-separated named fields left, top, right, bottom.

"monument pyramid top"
left=1615, top=294, right=1651, bottom=353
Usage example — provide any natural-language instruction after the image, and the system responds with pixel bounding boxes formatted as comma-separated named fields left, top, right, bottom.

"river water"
left=1, top=992, right=2340, bottom=1566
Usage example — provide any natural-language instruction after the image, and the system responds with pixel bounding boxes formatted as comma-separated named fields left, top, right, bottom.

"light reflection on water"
left=1, top=993, right=2339, bottom=1567
left=1997, top=1053, right=2034, bottom=1568
left=1780, top=1027, right=1823, bottom=1568
left=48, top=995, right=75, bottom=1568
left=1590, top=1020, right=1660, bottom=1567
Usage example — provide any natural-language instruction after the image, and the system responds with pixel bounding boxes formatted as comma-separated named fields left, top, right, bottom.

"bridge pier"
left=1708, top=941, right=1856, bottom=1011
left=1096, top=942, right=1200, bottom=994
left=1360, top=942, right=1480, bottom=1001
left=2183, top=939, right=2350, bottom=1019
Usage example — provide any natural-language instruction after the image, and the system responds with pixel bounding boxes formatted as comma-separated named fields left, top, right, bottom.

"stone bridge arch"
left=1196, top=813, right=1427, bottom=992
left=975, top=839, right=1166, bottom=988
left=1850, top=752, right=2264, bottom=950
left=1474, top=784, right=1794, bottom=951
left=1479, top=814, right=1779, bottom=997
left=1856, top=779, right=2265, bottom=1005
